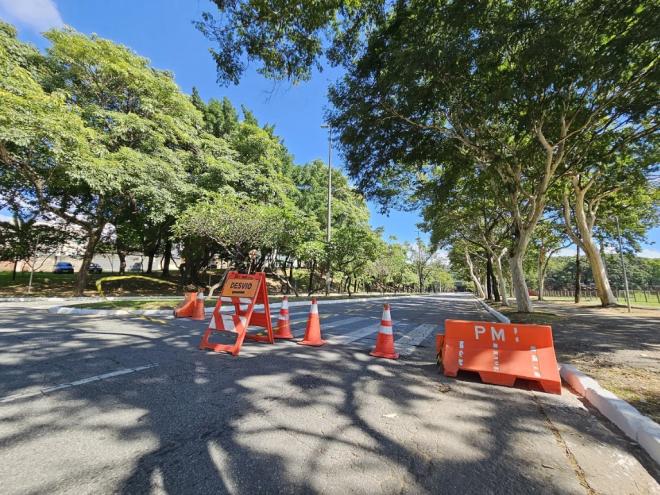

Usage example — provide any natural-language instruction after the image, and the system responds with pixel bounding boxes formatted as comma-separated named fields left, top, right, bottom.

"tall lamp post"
left=321, top=124, right=332, bottom=295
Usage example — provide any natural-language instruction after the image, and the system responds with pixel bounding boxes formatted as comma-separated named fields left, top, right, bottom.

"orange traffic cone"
left=191, top=292, right=206, bottom=320
left=298, top=298, right=326, bottom=346
left=370, top=304, right=399, bottom=359
left=274, top=296, right=294, bottom=339
left=174, top=291, right=197, bottom=318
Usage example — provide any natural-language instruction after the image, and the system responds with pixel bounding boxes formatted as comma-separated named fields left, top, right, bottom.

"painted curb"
left=47, top=293, right=443, bottom=316
left=475, top=297, right=510, bottom=323
left=560, top=364, right=660, bottom=466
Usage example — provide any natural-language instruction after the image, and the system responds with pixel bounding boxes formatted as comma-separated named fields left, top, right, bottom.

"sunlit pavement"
left=0, top=294, right=657, bottom=494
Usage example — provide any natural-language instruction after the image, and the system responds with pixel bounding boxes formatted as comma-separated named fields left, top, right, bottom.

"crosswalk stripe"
left=396, top=323, right=437, bottom=356
left=326, top=321, right=380, bottom=345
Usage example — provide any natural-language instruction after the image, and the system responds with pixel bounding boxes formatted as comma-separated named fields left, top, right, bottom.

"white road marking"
left=0, top=364, right=159, bottom=404
left=396, top=323, right=437, bottom=356
left=326, top=321, right=380, bottom=345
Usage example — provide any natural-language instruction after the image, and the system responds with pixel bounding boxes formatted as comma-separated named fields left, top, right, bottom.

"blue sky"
left=1, top=0, right=658, bottom=255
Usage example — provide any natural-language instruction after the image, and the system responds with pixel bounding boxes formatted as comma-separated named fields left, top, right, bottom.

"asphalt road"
left=0, top=294, right=658, bottom=494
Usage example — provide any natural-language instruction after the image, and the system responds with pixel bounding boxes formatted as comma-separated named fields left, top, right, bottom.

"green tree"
left=173, top=192, right=285, bottom=272
left=197, top=1, right=658, bottom=311
left=0, top=208, right=72, bottom=281
left=422, top=170, right=512, bottom=304
left=0, top=23, right=96, bottom=294
left=327, top=1, right=657, bottom=311
left=329, top=224, right=381, bottom=295
left=560, top=139, right=658, bottom=305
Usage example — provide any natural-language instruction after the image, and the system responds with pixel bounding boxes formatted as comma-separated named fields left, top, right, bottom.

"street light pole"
left=615, top=215, right=632, bottom=313
left=321, top=124, right=332, bottom=295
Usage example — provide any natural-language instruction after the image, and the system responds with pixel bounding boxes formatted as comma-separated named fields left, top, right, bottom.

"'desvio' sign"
left=199, top=272, right=273, bottom=356
left=442, top=319, right=561, bottom=394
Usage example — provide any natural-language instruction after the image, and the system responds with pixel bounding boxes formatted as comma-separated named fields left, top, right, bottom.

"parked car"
left=88, top=263, right=103, bottom=274
left=128, top=262, right=143, bottom=273
left=53, top=262, right=74, bottom=274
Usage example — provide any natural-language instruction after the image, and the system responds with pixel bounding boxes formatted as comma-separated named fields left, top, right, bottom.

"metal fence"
left=541, top=289, right=660, bottom=304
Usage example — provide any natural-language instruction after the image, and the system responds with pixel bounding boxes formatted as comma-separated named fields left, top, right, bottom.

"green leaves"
left=173, top=192, right=285, bottom=259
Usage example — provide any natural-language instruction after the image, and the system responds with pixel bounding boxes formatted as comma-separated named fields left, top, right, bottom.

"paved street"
left=0, top=294, right=658, bottom=494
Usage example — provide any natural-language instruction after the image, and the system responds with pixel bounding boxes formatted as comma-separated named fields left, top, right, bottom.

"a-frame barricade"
left=199, top=272, right=273, bottom=356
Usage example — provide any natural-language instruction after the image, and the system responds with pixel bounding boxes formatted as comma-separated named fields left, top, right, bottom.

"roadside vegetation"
left=193, top=0, right=658, bottom=313
left=1, top=1, right=658, bottom=312
left=0, top=21, right=452, bottom=298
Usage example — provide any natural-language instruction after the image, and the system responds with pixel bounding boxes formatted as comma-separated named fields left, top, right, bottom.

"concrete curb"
left=47, top=293, right=441, bottom=316
left=475, top=297, right=510, bottom=323
left=1, top=295, right=182, bottom=303
left=560, top=364, right=660, bottom=466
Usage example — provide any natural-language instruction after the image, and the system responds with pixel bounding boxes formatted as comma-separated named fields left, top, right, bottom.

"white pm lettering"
left=474, top=325, right=486, bottom=340
left=491, top=326, right=506, bottom=342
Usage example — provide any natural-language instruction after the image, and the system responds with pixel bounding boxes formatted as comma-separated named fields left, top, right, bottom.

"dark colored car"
left=128, top=262, right=143, bottom=273
left=53, top=262, right=74, bottom=274
left=88, top=263, right=103, bottom=274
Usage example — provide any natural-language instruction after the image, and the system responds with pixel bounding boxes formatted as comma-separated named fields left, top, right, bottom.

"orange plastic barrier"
left=199, top=272, right=273, bottom=356
left=442, top=319, right=561, bottom=394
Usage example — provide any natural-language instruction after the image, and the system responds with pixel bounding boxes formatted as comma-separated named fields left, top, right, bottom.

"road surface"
left=0, top=294, right=658, bottom=494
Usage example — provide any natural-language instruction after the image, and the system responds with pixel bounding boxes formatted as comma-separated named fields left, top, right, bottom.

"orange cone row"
left=191, top=294, right=399, bottom=357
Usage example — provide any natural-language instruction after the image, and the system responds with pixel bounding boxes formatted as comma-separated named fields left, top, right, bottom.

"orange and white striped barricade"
left=442, top=319, right=561, bottom=394
left=199, top=272, right=273, bottom=356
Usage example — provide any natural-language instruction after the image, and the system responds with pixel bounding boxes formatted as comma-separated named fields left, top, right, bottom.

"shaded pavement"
left=0, top=294, right=658, bottom=494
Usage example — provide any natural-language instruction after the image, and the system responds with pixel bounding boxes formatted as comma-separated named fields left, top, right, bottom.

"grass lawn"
left=489, top=302, right=562, bottom=325
left=0, top=270, right=183, bottom=297
left=543, top=294, right=660, bottom=309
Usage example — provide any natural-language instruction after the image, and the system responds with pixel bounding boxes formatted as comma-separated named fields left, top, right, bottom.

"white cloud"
left=0, top=0, right=63, bottom=32
left=639, top=248, right=660, bottom=259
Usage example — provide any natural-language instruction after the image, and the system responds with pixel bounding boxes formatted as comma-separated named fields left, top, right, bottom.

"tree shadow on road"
left=0, top=297, right=658, bottom=493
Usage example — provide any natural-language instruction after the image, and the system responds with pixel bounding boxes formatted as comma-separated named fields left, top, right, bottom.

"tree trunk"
left=161, top=237, right=172, bottom=278
left=75, top=227, right=102, bottom=296
left=574, top=244, right=581, bottom=303
left=491, top=266, right=500, bottom=301
left=562, top=184, right=617, bottom=306
left=118, top=251, right=127, bottom=275
left=510, top=247, right=533, bottom=312
left=307, top=261, right=315, bottom=296
left=12, top=259, right=18, bottom=281
left=494, top=248, right=510, bottom=306
left=146, top=253, right=155, bottom=274
left=486, top=256, right=494, bottom=300
left=465, top=251, right=486, bottom=298
left=538, top=272, right=545, bottom=301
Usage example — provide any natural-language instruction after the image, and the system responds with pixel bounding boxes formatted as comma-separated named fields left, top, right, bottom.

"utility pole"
left=321, top=125, right=332, bottom=295
left=615, top=216, right=631, bottom=313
